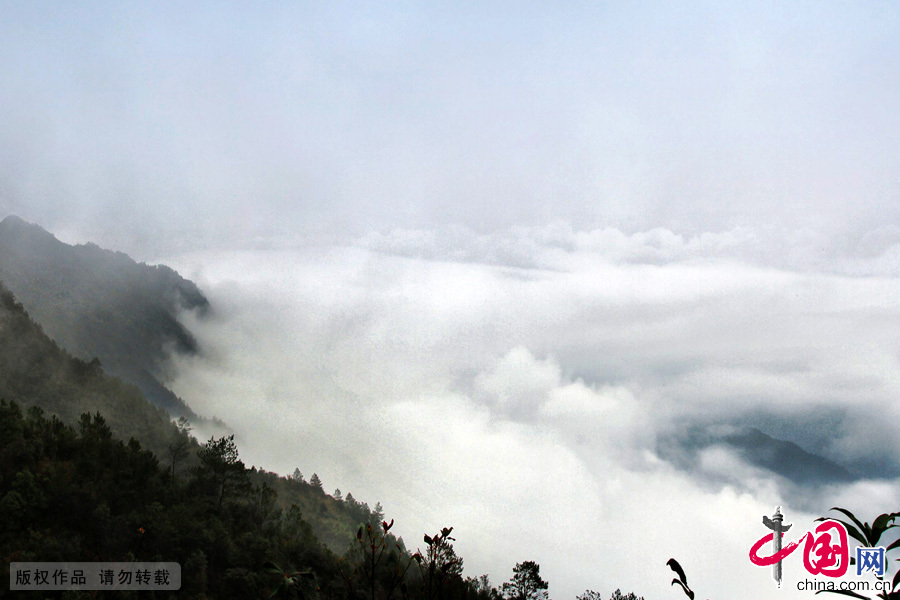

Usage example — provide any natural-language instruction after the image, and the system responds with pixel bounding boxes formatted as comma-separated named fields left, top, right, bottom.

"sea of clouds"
left=162, top=224, right=900, bottom=600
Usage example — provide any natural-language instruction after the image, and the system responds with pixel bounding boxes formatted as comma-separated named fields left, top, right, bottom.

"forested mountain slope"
left=0, top=221, right=645, bottom=600
left=0, top=282, right=442, bottom=599
left=0, top=215, right=206, bottom=419
left=0, top=283, right=181, bottom=457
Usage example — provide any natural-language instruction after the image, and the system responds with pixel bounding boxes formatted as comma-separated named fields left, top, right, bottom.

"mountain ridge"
left=0, top=214, right=207, bottom=420
left=0, top=279, right=446, bottom=600
left=0, top=281, right=182, bottom=457
left=658, top=423, right=858, bottom=487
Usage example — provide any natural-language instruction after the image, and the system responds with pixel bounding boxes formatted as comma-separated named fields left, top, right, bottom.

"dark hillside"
left=250, top=468, right=390, bottom=555
left=0, top=283, right=420, bottom=592
left=0, top=402, right=500, bottom=600
left=0, top=283, right=181, bottom=457
left=0, top=215, right=207, bottom=419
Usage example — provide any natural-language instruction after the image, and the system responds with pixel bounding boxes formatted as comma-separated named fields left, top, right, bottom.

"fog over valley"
left=2, top=2, right=900, bottom=599
left=156, top=228, right=900, bottom=600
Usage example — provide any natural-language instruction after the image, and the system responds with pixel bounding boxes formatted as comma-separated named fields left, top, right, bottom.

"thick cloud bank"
left=4, top=3, right=899, bottom=595
left=163, top=225, right=900, bottom=600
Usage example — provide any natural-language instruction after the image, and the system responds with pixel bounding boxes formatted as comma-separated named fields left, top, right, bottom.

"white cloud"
left=4, top=1, right=900, bottom=595
left=475, top=347, right=562, bottom=417
left=163, top=227, right=900, bottom=600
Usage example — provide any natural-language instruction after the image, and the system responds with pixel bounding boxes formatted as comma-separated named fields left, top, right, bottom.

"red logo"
left=750, top=516, right=849, bottom=579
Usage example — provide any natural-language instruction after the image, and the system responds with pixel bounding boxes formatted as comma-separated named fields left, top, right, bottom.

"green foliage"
left=502, top=561, right=549, bottom=600
left=0, top=250, right=656, bottom=600
left=0, top=401, right=167, bottom=566
left=0, top=396, right=571, bottom=600
left=0, top=401, right=327, bottom=599
left=416, top=527, right=464, bottom=600
left=340, top=518, right=414, bottom=600
left=816, top=507, right=900, bottom=554
left=196, top=435, right=250, bottom=512
left=264, top=560, right=317, bottom=599
left=608, top=590, right=644, bottom=600
left=0, top=283, right=188, bottom=458
left=467, top=574, right=503, bottom=600
left=1, top=397, right=514, bottom=599
left=815, top=507, right=900, bottom=600
left=249, top=468, right=386, bottom=555
left=166, top=416, right=193, bottom=478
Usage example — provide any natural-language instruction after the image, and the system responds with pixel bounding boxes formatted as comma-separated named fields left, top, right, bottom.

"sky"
left=3, top=2, right=900, bottom=599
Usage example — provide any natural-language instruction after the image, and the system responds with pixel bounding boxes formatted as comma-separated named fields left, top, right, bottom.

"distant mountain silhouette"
left=720, top=425, right=855, bottom=485
left=0, top=215, right=207, bottom=420
left=659, top=424, right=857, bottom=486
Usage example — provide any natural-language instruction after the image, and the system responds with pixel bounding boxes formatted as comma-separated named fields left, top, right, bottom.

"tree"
left=196, top=435, right=248, bottom=511
left=502, top=561, right=548, bottom=600
left=609, top=590, right=644, bottom=600
left=334, top=488, right=343, bottom=501
left=467, top=574, right=502, bottom=600
left=309, top=472, right=323, bottom=491
left=291, top=467, right=305, bottom=483
left=418, top=527, right=463, bottom=600
left=341, top=518, right=412, bottom=600
left=576, top=591, right=603, bottom=600
left=165, top=416, right=192, bottom=479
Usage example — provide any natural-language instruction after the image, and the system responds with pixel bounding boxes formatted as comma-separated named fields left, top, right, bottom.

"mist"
left=3, top=2, right=900, bottom=256
left=159, top=228, right=900, bottom=599
left=3, top=1, right=900, bottom=598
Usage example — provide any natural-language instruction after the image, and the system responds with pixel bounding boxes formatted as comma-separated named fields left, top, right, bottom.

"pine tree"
left=196, top=435, right=249, bottom=511
left=165, top=416, right=192, bottom=479
left=501, top=561, right=548, bottom=600
left=309, top=472, right=323, bottom=490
